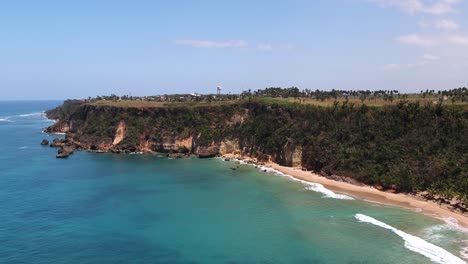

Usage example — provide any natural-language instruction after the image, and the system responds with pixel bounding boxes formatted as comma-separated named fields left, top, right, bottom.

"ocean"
left=0, top=101, right=467, bottom=264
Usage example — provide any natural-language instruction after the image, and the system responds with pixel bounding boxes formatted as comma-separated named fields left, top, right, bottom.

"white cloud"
left=448, top=35, right=468, bottom=45
left=396, top=34, right=437, bottom=46
left=384, top=63, right=420, bottom=70
left=257, top=43, right=273, bottom=51
left=370, top=0, right=461, bottom=15
left=422, top=53, right=440, bottom=60
left=396, top=34, right=468, bottom=47
left=434, top=19, right=459, bottom=30
left=384, top=53, right=440, bottom=70
left=175, top=40, right=248, bottom=49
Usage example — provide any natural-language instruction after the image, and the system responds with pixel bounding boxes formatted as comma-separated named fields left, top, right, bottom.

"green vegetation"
left=239, top=100, right=467, bottom=203
left=50, top=88, right=468, bottom=202
left=89, top=100, right=238, bottom=108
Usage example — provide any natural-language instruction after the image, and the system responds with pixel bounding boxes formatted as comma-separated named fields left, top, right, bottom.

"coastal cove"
left=269, top=162, right=468, bottom=229
left=4, top=1, right=468, bottom=263
left=1, top=101, right=467, bottom=263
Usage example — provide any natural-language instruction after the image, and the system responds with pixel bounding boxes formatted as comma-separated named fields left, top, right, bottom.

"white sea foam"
left=18, top=112, right=45, bottom=118
left=461, top=241, right=468, bottom=260
left=228, top=158, right=354, bottom=200
left=0, top=118, right=11, bottom=122
left=424, top=217, right=468, bottom=241
left=281, top=173, right=354, bottom=200
left=441, top=217, right=468, bottom=233
left=355, top=213, right=466, bottom=264
left=18, top=146, right=28, bottom=149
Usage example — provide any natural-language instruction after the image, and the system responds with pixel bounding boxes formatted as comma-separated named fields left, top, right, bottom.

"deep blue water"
left=0, top=101, right=467, bottom=263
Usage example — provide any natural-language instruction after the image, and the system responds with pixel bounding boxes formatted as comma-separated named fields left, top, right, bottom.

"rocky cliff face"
left=45, top=101, right=309, bottom=167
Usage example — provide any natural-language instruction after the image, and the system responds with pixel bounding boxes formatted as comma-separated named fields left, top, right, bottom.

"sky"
left=0, top=0, right=467, bottom=100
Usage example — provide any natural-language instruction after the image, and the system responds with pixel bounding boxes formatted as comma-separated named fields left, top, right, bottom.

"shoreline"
left=222, top=154, right=468, bottom=229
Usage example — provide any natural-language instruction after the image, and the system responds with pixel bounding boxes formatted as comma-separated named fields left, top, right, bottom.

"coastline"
left=222, top=154, right=468, bottom=229
left=271, top=163, right=468, bottom=228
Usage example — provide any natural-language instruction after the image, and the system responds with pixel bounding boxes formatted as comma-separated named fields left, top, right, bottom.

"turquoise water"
left=0, top=101, right=467, bottom=263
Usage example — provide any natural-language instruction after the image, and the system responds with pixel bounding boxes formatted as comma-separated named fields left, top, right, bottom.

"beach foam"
left=226, top=158, right=354, bottom=200
left=461, top=241, right=468, bottom=260
left=355, top=213, right=466, bottom=264
left=254, top=164, right=354, bottom=200
left=304, top=181, right=355, bottom=200
left=18, top=112, right=45, bottom=118
left=282, top=174, right=354, bottom=200
left=424, top=217, right=468, bottom=242
left=441, top=217, right=468, bottom=233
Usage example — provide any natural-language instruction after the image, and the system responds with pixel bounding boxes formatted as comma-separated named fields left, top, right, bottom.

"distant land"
left=43, top=87, right=467, bottom=225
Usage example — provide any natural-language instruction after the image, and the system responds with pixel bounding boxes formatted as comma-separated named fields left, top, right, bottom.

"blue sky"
left=1, top=0, right=467, bottom=99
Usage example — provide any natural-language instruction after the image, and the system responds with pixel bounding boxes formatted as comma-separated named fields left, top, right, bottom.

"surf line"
left=355, top=213, right=466, bottom=264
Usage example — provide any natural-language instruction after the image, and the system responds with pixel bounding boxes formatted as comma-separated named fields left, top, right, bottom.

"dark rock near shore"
left=50, top=138, right=64, bottom=147
left=416, top=191, right=468, bottom=213
left=40, top=139, right=49, bottom=145
left=55, top=145, right=75, bottom=159
left=167, top=153, right=191, bottom=159
left=56, top=149, right=71, bottom=158
left=56, top=152, right=70, bottom=158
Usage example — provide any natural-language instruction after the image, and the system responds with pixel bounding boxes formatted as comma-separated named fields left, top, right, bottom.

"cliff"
left=45, top=99, right=468, bottom=206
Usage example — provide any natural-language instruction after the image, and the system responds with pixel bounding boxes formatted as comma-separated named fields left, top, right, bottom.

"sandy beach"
left=222, top=154, right=468, bottom=229
left=268, top=162, right=468, bottom=228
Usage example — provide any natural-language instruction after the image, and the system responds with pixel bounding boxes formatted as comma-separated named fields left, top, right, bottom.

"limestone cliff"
left=45, top=100, right=309, bottom=167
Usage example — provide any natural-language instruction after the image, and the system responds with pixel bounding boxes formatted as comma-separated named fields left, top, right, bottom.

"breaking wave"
left=441, top=217, right=468, bottom=233
left=0, top=118, right=11, bottom=122
left=461, top=241, right=468, bottom=260
left=18, top=112, right=45, bottom=118
left=283, top=173, right=354, bottom=200
left=355, top=213, right=466, bottom=264
left=222, top=158, right=354, bottom=200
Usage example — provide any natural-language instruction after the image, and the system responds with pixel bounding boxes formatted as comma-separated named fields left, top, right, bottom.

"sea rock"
left=40, top=139, right=49, bottom=145
left=56, top=152, right=70, bottom=158
left=58, top=146, right=74, bottom=155
left=374, top=185, right=384, bottom=191
left=50, top=138, right=66, bottom=148
left=167, top=153, right=190, bottom=159
left=56, top=147, right=72, bottom=158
